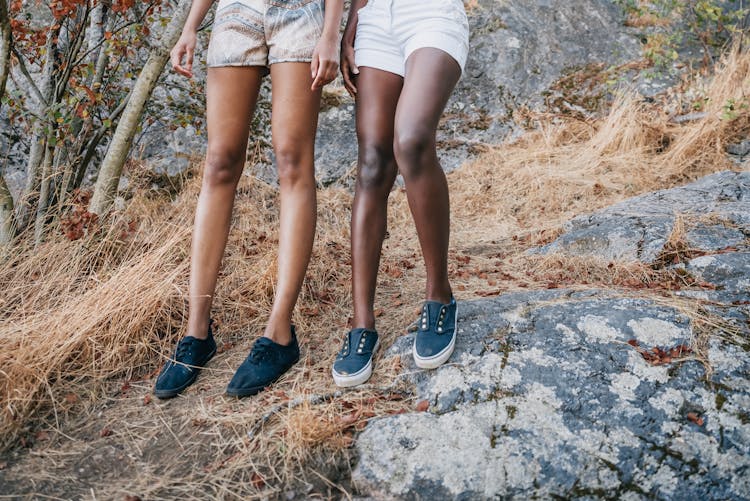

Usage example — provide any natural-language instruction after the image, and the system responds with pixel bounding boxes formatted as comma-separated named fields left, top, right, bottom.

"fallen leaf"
left=251, top=472, right=266, bottom=489
left=687, top=412, right=704, bottom=427
left=415, top=400, right=430, bottom=412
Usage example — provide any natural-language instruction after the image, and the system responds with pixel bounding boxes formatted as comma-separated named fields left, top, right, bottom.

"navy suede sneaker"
left=225, top=327, right=300, bottom=397
left=332, top=328, right=379, bottom=387
left=154, top=322, right=217, bottom=399
left=413, top=297, right=458, bottom=369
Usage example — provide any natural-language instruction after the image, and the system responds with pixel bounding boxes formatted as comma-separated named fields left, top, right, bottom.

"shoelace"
left=174, top=337, right=198, bottom=361
left=248, top=341, right=275, bottom=363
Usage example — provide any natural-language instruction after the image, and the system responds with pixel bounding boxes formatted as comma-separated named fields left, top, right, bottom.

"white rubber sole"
left=413, top=304, right=458, bottom=369
left=332, top=340, right=379, bottom=388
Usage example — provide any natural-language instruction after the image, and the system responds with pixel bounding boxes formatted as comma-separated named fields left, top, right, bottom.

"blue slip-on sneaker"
left=413, top=297, right=458, bottom=369
left=154, top=321, right=217, bottom=399
left=225, top=326, right=300, bottom=397
left=332, top=328, right=379, bottom=387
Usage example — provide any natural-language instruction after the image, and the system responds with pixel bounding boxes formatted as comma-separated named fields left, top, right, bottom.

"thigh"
left=206, top=67, right=265, bottom=158
left=269, top=62, right=321, bottom=153
left=355, top=67, right=404, bottom=152
left=394, top=48, right=461, bottom=137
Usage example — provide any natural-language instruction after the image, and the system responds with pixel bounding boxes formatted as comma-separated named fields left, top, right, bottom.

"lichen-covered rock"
left=353, top=172, right=750, bottom=500
left=353, top=292, right=750, bottom=500
left=535, top=171, right=750, bottom=263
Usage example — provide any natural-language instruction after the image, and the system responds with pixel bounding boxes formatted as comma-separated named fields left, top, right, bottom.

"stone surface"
left=354, top=292, right=750, bottom=500
left=535, top=171, right=750, bottom=263
left=353, top=173, right=750, bottom=500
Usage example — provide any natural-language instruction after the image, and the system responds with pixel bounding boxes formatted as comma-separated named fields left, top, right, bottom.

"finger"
left=310, top=54, right=320, bottom=81
left=185, top=47, right=194, bottom=73
left=342, top=64, right=356, bottom=96
left=170, top=47, right=183, bottom=71
left=174, top=65, right=192, bottom=78
left=324, top=63, right=338, bottom=84
left=311, top=71, right=326, bottom=90
left=347, top=55, right=359, bottom=76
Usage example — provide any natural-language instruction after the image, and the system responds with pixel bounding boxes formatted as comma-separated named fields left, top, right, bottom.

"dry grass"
left=0, top=44, right=748, bottom=498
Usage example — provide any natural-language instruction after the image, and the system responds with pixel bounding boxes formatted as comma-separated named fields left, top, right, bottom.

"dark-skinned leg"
left=187, top=67, right=264, bottom=340
left=263, top=62, right=321, bottom=345
left=351, top=67, right=404, bottom=330
left=393, top=48, right=461, bottom=304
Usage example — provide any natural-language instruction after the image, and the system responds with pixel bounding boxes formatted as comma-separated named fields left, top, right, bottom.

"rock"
left=353, top=292, right=750, bottom=500
left=685, top=253, right=750, bottom=302
left=534, top=171, right=750, bottom=263
left=353, top=172, right=750, bottom=499
left=727, top=139, right=750, bottom=159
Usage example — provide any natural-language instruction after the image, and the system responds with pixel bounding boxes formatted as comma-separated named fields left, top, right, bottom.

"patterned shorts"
left=206, top=0, right=325, bottom=69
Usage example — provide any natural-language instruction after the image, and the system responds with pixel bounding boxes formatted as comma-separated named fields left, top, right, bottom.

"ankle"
left=263, top=321, right=293, bottom=346
left=352, top=313, right=376, bottom=330
left=186, top=317, right=211, bottom=340
left=425, top=287, right=452, bottom=305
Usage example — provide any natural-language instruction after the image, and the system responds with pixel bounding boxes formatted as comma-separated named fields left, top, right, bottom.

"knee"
left=203, top=147, right=244, bottom=188
left=357, top=144, right=397, bottom=192
left=393, top=127, right=435, bottom=179
left=275, top=143, right=313, bottom=187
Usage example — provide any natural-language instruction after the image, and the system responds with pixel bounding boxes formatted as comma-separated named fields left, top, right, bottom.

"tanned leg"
left=187, top=67, right=264, bottom=340
left=262, top=62, right=322, bottom=345
left=350, top=67, right=403, bottom=329
left=393, top=48, right=461, bottom=305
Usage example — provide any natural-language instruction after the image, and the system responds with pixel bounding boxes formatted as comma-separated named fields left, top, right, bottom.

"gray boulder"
left=353, top=172, right=750, bottom=499
left=535, top=171, right=750, bottom=263
left=354, top=293, right=750, bottom=499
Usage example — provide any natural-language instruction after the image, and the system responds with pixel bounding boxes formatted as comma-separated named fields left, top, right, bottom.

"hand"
left=340, top=39, right=358, bottom=97
left=170, top=31, right=197, bottom=78
left=310, top=36, right=340, bottom=91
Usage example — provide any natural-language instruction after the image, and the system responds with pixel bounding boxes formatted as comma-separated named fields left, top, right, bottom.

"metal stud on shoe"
left=413, top=298, right=458, bottom=369
left=332, top=328, right=380, bottom=387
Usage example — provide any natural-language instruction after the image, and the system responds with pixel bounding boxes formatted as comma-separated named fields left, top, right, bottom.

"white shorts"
left=353, top=0, right=470, bottom=77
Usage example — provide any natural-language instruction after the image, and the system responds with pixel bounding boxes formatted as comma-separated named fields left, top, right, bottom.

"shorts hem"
left=404, top=35, right=468, bottom=74
left=354, top=48, right=405, bottom=77
left=207, top=62, right=268, bottom=68
left=268, top=57, right=314, bottom=65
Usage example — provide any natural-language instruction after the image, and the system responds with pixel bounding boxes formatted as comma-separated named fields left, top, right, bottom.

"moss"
left=506, top=404, right=517, bottom=420
left=715, top=392, right=727, bottom=411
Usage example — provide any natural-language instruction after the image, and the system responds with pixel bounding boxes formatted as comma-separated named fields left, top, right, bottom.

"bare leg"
left=350, top=68, right=403, bottom=329
left=263, top=62, right=321, bottom=345
left=393, top=48, right=461, bottom=304
left=187, top=67, right=264, bottom=340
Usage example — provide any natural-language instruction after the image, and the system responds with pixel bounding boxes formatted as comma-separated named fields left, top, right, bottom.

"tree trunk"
left=0, top=0, right=14, bottom=245
left=33, top=140, right=55, bottom=247
left=0, top=0, right=10, bottom=102
left=16, top=25, right=59, bottom=232
left=89, top=1, right=190, bottom=215
left=0, top=173, right=13, bottom=246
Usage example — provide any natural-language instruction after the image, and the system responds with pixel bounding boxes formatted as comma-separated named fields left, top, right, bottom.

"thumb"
left=310, top=54, right=320, bottom=80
